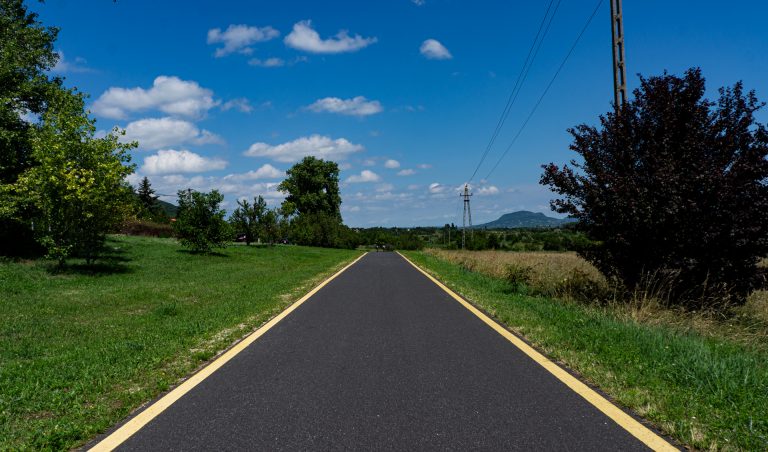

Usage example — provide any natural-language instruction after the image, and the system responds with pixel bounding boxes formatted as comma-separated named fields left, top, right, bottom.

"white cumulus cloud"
left=120, top=117, right=223, bottom=150
left=142, top=149, right=227, bottom=175
left=285, top=20, right=377, bottom=54
left=244, top=134, right=363, bottom=162
left=397, top=168, right=416, bottom=176
left=222, top=164, right=284, bottom=181
left=429, top=182, right=446, bottom=194
left=384, top=159, right=400, bottom=169
left=248, top=57, right=285, bottom=67
left=306, top=96, right=382, bottom=117
left=476, top=185, right=500, bottom=196
left=420, top=39, right=452, bottom=60
left=92, top=76, right=218, bottom=120
left=346, top=170, right=381, bottom=183
left=220, top=98, right=253, bottom=113
left=207, top=24, right=280, bottom=57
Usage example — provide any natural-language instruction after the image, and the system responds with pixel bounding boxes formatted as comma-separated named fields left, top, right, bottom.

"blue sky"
left=33, top=0, right=768, bottom=226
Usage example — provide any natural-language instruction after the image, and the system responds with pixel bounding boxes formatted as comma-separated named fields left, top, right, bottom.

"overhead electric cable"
left=467, top=0, right=562, bottom=184
left=483, top=0, right=605, bottom=181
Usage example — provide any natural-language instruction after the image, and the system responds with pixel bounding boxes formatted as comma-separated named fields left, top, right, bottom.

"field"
left=0, top=236, right=360, bottom=450
left=406, top=249, right=768, bottom=450
left=425, top=249, right=768, bottom=346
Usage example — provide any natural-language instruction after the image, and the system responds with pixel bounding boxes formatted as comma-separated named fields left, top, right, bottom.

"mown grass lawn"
left=0, top=236, right=360, bottom=450
left=403, top=251, right=768, bottom=451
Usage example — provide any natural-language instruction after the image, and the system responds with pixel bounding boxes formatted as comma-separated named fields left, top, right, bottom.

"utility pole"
left=460, top=184, right=473, bottom=250
left=610, top=0, right=627, bottom=108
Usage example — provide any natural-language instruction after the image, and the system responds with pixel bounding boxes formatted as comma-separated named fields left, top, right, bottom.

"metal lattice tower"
left=610, top=0, right=627, bottom=108
left=461, top=184, right=473, bottom=249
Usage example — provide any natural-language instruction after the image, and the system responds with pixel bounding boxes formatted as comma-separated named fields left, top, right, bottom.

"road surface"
left=94, top=252, right=672, bottom=451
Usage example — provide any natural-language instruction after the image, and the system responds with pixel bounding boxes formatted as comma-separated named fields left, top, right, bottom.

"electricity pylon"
left=461, top=184, right=473, bottom=249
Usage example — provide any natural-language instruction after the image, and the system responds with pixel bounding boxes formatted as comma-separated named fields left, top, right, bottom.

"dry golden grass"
left=424, top=248, right=768, bottom=350
left=424, top=249, right=608, bottom=301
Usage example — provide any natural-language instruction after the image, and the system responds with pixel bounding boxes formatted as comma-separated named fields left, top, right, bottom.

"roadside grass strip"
left=401, top=251, right=768, bottom=451
left=0, top=236, right=361, bottom=450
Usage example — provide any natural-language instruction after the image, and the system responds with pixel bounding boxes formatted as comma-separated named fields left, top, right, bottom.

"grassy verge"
left=402, top=250, right=768, bottom=450
left=0, top=236, right=360, bottom=450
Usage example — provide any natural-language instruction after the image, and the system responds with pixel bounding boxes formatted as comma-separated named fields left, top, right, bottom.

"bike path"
left=100, top=252, right=670, bottom=451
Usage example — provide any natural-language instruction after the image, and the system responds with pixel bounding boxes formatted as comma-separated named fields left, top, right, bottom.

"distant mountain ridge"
left=474, top=211, right=575, bottom=229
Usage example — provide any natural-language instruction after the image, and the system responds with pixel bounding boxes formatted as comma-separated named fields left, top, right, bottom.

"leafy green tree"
left=261, top=208, right=279, bottom=244
left=173, top=189, right=230, bottom=253
left=541, top=68, right=768, bottom=308
left=0, top=0, right=66, bottom=253
left=278, top=156, right=341, bottom=219
left=229, top=196, right=267, bottom=245
left=13, top=89, right=136, bottom=264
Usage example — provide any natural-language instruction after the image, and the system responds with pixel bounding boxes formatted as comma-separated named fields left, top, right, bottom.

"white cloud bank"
left=346, top=170, right=381, bottom=183
left=397, top=168, right=415, bottom=176
left=284, top=20, right=376, bottom=54
left=92, top=76, right=218, bottom=120
left=384, top=159, right=400, bottom=169
left=420, top=39, right=452, bottom=60
left=306, top=96, right=382, bottom=116
left=222, top=164, right=284, bottom=181
left=142, top=149, right=227, bottom=175
left=244, top=135, right=363, bottom=162
left=207, top=24, right=280, bottom=57
left=120, top=117, right=223, bottom=150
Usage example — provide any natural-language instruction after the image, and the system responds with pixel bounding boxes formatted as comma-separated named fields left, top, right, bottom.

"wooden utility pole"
left=610, top=0, right=627, bottom=108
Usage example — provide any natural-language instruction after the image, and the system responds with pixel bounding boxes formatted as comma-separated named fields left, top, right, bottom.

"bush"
left=504, top=263, right=533, bottom=292
left=541, top=68, right=768, bottom=309
left=120, top=219, right=173, bottom=238
left=172, top=189, right=230, bottom=253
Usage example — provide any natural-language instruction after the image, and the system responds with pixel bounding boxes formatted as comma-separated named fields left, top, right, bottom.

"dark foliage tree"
left=0, top=0, right=64, bottom=254
left=541, top=68, right=768, bottom=308
left=136, top=177, right=160, bottom=218
left=173, top=189, right=230, bottom=253
left=278, top=156, right=341, bottom=219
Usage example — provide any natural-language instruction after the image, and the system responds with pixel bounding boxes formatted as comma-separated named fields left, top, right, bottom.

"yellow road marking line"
left=89, top=252, right=368, bottom=452
left=397, top=252, right=676, bottom=452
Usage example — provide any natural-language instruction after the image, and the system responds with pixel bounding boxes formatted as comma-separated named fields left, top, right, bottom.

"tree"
left=230, top=196, right=267, bottom=246
left=278, top=156, right=341, bottom=219
left=541, top=68, right=768, bottom=308
left=0, top=0, right=66, bottom=254
left=13, top=89, right=136, bottom=264
left=173, top=189, right=230, bottom=253
left=136, top=176, right=160, bottom=219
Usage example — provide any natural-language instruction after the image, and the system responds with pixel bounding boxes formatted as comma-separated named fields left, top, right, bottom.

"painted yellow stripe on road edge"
left=397, top=252, right=676, bottom=452
left=89, top=252, right=368, bottom=452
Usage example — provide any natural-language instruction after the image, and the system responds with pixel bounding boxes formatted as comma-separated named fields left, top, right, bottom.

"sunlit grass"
left=405, top=250, right=768, bottom=450
left=0, top=236, right=360, bottom=450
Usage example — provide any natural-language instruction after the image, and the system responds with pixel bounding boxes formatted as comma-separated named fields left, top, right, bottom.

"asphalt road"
left=111, top=252, right=657, bottom=451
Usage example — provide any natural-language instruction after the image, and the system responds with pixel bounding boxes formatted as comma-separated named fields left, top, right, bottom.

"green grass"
left=0, top=236, right=360, bottom=450
left=403, top=251, right=768, bottom=451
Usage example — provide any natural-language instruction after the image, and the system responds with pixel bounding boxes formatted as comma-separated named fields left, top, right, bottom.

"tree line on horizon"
left=2, top=0, right=766, bottom=310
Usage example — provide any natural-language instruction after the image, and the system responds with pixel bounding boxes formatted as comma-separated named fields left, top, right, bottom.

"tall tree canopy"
left=278, top=156, right=341, bottom=219
left=1, top=0, right=136, bottom=261
left=541, top=68, right=768, bottom=308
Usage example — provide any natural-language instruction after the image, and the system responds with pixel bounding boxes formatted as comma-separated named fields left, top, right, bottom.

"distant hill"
left=473, top=211, right=575, bottom=229
left=157, top=199, right=178, bottom=217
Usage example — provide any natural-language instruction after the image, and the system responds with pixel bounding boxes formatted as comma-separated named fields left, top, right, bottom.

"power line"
left=467, top=0, right=562, bottom=184
left=484, top=0, right=605, bottom=181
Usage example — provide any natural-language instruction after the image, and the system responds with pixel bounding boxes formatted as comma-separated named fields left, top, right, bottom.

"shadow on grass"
left=46, top=248, right=134, bottom=276
left=175, top=249, right=230, bottom=258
